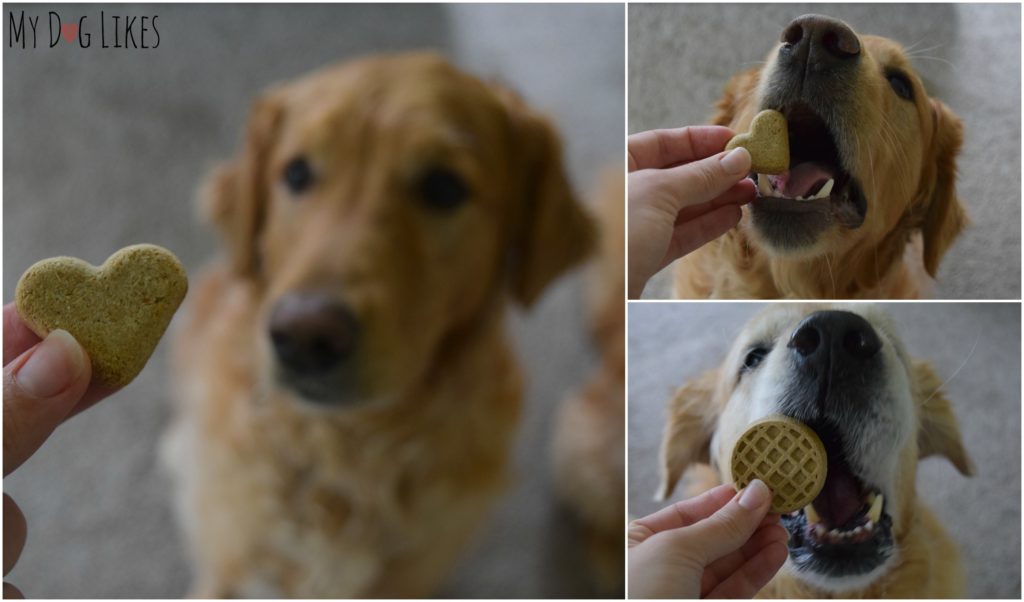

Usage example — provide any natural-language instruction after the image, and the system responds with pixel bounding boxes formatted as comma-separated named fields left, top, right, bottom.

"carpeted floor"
left=628, top=302, right=1021, bottom=598
left=630, top=3, right=1021, bottom=300
left=3, top=4, right=624, bottom=597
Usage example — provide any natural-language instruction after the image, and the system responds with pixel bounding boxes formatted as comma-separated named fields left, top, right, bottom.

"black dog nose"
left=788, top=310, right=881, bottom=364
left=781, top=14, right=860, bottom=69
left=268, top=294, right=358, bottom=376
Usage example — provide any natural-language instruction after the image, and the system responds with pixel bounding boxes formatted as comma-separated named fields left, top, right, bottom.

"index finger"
left=632, top=484, right=738, bottom=535
left=4, top=304, right=41, bottom=366
left=628, top=126, right=736, bottom=172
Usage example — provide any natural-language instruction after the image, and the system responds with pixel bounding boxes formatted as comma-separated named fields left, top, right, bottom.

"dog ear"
left=656, top=368, right=722, bottom=500
left=920, top=99, right=967, bottom=277
left=202, top=92, right=283, bottom=278
left=710, top=68, right=761, bottom=126
left=498, top=89, right=596, bottom=306
left=913, top=361, right=974, bottom=476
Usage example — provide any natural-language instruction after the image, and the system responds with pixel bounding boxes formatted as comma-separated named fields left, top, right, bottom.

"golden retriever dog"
left=674, top=15, right=966, bottom=299
left=161, top=52, right=593, bottom=597
left=551, top=169, right=625, bottom=594
left=656, top=304, right=973, bottom=597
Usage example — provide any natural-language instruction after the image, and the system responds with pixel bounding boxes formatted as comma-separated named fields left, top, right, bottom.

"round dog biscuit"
left=725, top=110, right=790, bottom=175
left=15, top=244, right=188, bottom=388
left=730, top=415, right=827, bottom=513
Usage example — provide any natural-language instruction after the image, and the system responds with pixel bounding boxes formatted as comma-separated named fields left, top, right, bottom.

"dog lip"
left=749, top=190, right=831, bottom=213
left=274, top=367, right=362, bottom=407
left=279, top=376, right=339, bottom=403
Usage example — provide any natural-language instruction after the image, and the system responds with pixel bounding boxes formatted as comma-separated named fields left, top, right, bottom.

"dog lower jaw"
left=746, top=166, right=867, bottom=256
left=779, top=474, right=897, bottom=589
left=745, top=207, right=834, bottom=258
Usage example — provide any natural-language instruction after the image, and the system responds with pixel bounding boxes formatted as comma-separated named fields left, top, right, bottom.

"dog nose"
left=780, top=14, right=860, bottom=70
left=268, top=293, right=358, bottom=376
left=788, top=310, right=881, bottom=365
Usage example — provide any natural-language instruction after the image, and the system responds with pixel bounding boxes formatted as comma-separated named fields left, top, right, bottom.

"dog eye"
left=742, top=347, right=770, bottom=372
left=283, top=157, right=314, bottom=194
left=886, top=70, right=914, bottom=101
left=418, top=167, right=468, bottom=211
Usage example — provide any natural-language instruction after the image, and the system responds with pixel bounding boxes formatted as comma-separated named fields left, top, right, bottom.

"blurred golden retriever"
left=657, top=304, right=972, bottom=597
left=551, top=169, right=625, bottom=595
left=674, top=15, right=966, bottom=299
left=162, top=52, right=593, bottom=597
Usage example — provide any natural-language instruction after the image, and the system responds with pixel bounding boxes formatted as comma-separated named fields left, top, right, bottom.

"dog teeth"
left=804, top=504, right=821, bottom=524
left=816, top=178, right=835, bottom=198
left=755, top=174, right=835, bottom=201
left=797, top=178, right=836, bottom=202
left=867, top=493, right=884, bottom=523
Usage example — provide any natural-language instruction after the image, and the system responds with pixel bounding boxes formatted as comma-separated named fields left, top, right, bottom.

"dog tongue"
left=768, top=162, right=834, bottom=198
left=812, top=462, right=862, bottom=527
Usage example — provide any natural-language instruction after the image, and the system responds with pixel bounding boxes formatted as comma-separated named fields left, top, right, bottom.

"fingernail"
left=15, top=330, right=87, bottom=399
left=738, top=479, right=771, bottom=510
left=720, top=147, right=751, bottom=176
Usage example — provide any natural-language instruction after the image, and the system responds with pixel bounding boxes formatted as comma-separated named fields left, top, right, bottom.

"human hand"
left=628, top=481, right=788, bottom=599
left=3, top=303, right=114, bottom=598
left=627, top=126, right=756, bottom=298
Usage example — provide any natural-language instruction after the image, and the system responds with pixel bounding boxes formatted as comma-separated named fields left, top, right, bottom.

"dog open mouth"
left=749, top=104, right=867, bottom=247
left=779, top=422, right=894, bottom=579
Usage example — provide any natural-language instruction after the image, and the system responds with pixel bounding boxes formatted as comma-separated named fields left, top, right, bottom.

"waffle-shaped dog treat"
left=15, top=244, right=188, bottom=388
left=730, top=415, right=827, bottom=513
left=725, top=110, right=790, bottom=175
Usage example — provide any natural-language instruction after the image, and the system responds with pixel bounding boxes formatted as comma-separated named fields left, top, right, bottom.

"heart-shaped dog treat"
left=15, top=244, right=188, bottom=388
left=731, top=415, right=827, bottom=514
left=725, top=110, right=789, bottom=175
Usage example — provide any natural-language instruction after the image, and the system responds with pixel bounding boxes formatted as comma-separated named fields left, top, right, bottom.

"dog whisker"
left=824, top=253, right=837, bottom=298
left=920, top=333, right=980, bottom=408
left=909, top=55, right=957, bottom=70
left=901, top=37, right=932, bottom=53
left=905, top=43, right=946, bottom=56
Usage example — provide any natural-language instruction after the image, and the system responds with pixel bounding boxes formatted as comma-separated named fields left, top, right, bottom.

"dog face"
left=204, top=53, right=592, bottom=407
left=715, top=15, right=965, bottom=277
left=657, top=304, right=972, bottom=592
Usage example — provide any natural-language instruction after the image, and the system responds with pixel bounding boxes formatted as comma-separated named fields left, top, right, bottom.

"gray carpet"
left=628, top=303, right=1021, bottom=598
left=630, top=3, right=1021, bottom=300
left=3, top=4, right=624, bottom=597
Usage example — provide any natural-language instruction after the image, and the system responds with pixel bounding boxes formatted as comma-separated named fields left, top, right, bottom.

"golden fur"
left=162, top=53, right=593, bottom=597
left=674, top=27, right=966, bottom=299
left=657, top=304, right=972, bottom=597
left=551, top=169, right=625, bottom=594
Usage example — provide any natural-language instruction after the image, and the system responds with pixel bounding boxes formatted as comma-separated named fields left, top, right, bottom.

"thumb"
left=685, top=479, right=774, bottom=564
left=658, top=147, right=752, bottom=211
left=3, top=330, right=91, bottom=475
